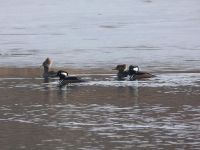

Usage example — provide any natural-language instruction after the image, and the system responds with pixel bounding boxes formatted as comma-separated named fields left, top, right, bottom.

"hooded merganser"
left=56, top=70, right=84, bottom=85
left=42, top=58, right=57, bottom=78
left=113, top=64, right=154, bottom=80
left=113, top=64, right=129, bottom=80
left=128, top=65, right=155, bottom=80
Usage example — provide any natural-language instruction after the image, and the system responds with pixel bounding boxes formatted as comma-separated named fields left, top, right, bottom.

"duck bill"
left=112, top=67, right=117, bottom=70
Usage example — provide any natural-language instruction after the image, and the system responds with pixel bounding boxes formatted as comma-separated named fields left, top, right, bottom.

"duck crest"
left=42, top=58, right=57, bottom=78
left=113, top=64, right=128, bottom=80
left=43, top=57, right=52, bottom=67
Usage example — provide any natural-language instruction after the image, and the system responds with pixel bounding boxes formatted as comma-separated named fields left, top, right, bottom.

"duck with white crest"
left=56, top=70, right=84, bottom=86
left=113, top=64, right=155, bottom=80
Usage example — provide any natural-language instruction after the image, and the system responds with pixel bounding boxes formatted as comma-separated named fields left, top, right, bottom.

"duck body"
left=43, top=69, right=57, bottom=78
left=117, top=71, right=128, bottom=80
left=129, top=71, right=155, bottom=80
left=56, top=70, right=84, bottom=85
left=127, top=65, right=155, bottom=80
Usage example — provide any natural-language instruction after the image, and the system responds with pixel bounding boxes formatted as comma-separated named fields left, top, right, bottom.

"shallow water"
left=0, top=0, right=200, bottom=149
left=0, top=73, right=200, bottom=149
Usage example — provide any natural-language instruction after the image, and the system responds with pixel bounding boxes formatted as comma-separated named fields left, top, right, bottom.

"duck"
left=113, top=64, right=155, bottom=80
left=42, top=57, right=57, bottom=78
left=128, top=65, right=155, bottom=80
left=112, top=64, right=129, bottom=80
left=56, top=70, right=84, bottom=85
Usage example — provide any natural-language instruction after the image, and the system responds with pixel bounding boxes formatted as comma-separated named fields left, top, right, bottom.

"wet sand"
left=0, top=67, right=200, bottom=150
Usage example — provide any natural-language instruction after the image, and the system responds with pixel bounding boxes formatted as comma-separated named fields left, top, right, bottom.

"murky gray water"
left=0, top=0, right=200, bottom=71
left=0, top=0, right=200, bottom=149
left=0, top=73, right=200, bottom=149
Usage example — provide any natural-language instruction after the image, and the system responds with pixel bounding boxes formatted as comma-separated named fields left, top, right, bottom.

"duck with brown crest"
left=42, top=58, right=57, bottom=78
left=112, top=64, right=129, bottom=80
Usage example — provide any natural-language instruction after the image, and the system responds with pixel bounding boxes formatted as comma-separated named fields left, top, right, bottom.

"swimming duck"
left=42, top=58, right=57, bottom=78
left=56, top=70, right=84, bottom=85
left=128, top=65, right=155, bottom=80
left=113, top=64, right=154, bottom=80
left=113, top=64, right=129, bottom=80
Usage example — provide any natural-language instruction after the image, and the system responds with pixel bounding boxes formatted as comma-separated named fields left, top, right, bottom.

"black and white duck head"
left=56, top=70, right=69, bottom=80
left=129, top=65, right=139, bottom=73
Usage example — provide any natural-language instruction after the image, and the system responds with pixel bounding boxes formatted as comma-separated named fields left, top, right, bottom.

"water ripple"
left=0, top=103, right=200, bottom=149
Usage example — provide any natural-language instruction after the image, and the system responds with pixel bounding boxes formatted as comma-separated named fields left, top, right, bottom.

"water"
left=0, top=0, right=200, bottom=70
left=0, top=74, right=200, bottom=149
left=0, top=0, right=200, bottom=149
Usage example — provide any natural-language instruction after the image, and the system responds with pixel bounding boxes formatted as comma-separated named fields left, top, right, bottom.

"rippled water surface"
left=0, top=73, right=200, bottom=149
left=0, top=0, right=200, bottom=149
left=0, top=0, right=200, bottom=71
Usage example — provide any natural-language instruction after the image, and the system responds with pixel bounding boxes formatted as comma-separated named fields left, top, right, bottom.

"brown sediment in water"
left=0, top=66, right=199, bottom=78
left=0, top=67, right=199, bottom=150
left=0, top=67, right=115, bottom=78
left=0, top=67, right=42, bottom=78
